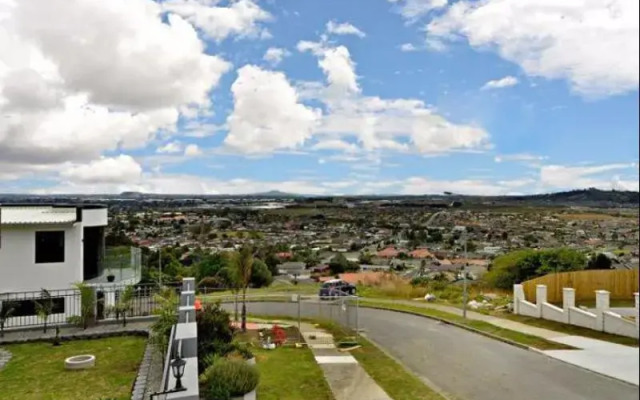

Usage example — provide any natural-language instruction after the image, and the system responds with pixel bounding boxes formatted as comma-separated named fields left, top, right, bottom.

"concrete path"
left=370, top=298, right=640, bottom=385
left=0, top=320, right=151, bottom=344
left=298, top=322, right=392, bottom=400
left=538, top=336, right=640, bottom=386
left=234, top=302, right=639, bottom=400
left=0, top=348, right=11, bottom=370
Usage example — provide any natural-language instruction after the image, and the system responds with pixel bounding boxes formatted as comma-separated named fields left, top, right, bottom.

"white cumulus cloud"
left=326, top=21, right=366, bottom=38
left=0, top=0, right=230, bottom=180
left=482, top=76, right=519, bottom=90
left=60, top=155, right=143, bottom=184
left=223, top=65, right=321, bottom=154
left=388, top=0, right=448, bottom=23
left=161, top=0, right=272, bottom=42
left=427, top=0, right=639, bottom=97
left=263, top=47, right=291, bottom=66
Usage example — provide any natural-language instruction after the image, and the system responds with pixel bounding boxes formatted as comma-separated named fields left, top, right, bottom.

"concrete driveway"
left=233, top=301, right=639, bottom=400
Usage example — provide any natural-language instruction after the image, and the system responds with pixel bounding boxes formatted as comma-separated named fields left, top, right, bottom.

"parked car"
left=319, top=279, right=356, bottom=299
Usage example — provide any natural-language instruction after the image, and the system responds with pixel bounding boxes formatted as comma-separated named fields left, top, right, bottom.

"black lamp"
left=148, top=356, right=187, bottom=399
left=171, top=356, right=187, bottom=391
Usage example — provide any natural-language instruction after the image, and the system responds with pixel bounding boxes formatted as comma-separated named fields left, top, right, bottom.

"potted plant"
left=106, top=268, right=115, bottom=282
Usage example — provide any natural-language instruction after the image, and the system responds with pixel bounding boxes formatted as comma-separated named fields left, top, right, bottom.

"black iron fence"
left=0, top=283, right=166, bottom=330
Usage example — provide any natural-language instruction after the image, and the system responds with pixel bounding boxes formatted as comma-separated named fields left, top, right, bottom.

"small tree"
left=115, top=285, right=135, bottom=327
left=150, top=287, right=178, bottom=363
left=0, top=301, right=16, bottom=338
left=74, top=282, right=95, bottom=330
left=234, top=247, right=253, bottom=332
left=34, top=288, right=54, bottom=333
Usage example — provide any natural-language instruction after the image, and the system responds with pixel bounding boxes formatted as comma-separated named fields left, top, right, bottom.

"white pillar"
left=536, top=285, right=547, bottom=318
left=595, top=290, right=610, bottom=331
left=182, top=277, right=196, bottom=292
left=563, top=288, right=575, bottom=324
left=180, top=291, right=195, bottom=307
left=513, top=284, right=525, bottom=315
left=634, top=292, right=639, bottom=336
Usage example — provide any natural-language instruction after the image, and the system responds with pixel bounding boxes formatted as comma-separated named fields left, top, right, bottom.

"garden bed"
left=0, top=336, right=146, bottom=400
left=235, top=325, right=332, bottom=400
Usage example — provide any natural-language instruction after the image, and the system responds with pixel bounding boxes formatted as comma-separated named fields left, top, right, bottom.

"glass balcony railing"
left=85, top=246, right=142, bottom=285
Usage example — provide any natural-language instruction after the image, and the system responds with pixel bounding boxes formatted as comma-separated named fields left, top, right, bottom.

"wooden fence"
left=523, top=269, right=639, bottom=303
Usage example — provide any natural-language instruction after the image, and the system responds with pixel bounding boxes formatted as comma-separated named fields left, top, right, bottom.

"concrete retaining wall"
left=513, top=284, right=638, bottom=339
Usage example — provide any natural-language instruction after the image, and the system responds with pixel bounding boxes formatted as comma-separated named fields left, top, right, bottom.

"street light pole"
left=462, top=229, right=468, bottom=319
left=159, top=248, right=163, bottom=287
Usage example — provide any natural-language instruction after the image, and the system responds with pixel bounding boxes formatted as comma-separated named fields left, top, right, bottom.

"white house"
left=0, top=204, right=141, bottom=327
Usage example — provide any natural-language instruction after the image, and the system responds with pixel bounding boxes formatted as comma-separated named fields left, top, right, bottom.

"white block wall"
left=514, top=284, right=639, bottom=338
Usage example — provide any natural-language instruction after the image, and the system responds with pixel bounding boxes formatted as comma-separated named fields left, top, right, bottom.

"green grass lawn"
left=0, top=336, right=146, bottom=400
left=357, top=300, right=573, bottom=351
left=244, top=315, right=445, bottom=400
left=319, top=322, right=445, bottom=400
left=253, top=346, right=333, bottom=400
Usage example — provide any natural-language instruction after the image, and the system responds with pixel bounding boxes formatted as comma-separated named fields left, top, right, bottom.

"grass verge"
left=497, top=312, right=639, bottom=347
left=245, top=314, right=446, bottom=400
left=0, top=336, right=146, bottom=400
left=318, top=321, right=446, bottom=400
left=358, top=300, right=573, bottom=350
left=253, top=346, right=333, bottom=400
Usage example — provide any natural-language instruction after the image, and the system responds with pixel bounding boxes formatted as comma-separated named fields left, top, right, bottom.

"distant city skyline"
left=0, top=0, right=638, bottom=195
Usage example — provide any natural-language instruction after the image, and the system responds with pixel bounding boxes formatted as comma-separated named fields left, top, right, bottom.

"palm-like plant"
left=35, top=288, right=54, bottom=333
left=115, top=285, right=135, bottom=327
left=0, top=301, right=16, bottom=338
left=234, top=247, right=254, bottom=332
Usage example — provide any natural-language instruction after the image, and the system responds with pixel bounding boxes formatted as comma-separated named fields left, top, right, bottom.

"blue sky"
left=0, top=0, right=638, bottom=195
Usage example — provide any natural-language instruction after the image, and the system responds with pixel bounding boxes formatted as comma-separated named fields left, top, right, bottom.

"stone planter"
left=231, top=389, right=256, bottom=400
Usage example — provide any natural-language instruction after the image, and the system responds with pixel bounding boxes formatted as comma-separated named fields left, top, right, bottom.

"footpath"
left=368, top=298, right=640, bottom=386
left=250, top=317, right=391, bottom=400
left=298, top=321, right=392, bottom=400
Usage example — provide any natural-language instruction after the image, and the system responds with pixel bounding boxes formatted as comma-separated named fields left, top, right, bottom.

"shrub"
left=198, top=276, right=226, bottom=291
left=484, top=248, right=586, bottom=289
left=250, top=259, right=273, bottom=288
left=200, top=359, right=259, bottom=400
left=150, top=287, right=178, bottom=361
left=197, top=302, right=234, bottom=372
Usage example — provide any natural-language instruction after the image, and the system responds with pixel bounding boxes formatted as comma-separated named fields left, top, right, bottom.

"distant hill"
left=1, top=188, right=637, bottom=207
left=503, top=188, right=639, bottom=205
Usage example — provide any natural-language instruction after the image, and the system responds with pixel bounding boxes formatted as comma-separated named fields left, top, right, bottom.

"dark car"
left=319, top=279, right=356, bottom=299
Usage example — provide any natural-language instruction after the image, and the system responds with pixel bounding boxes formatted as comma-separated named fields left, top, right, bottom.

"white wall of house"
left=0, top=223, right=83, bottom=292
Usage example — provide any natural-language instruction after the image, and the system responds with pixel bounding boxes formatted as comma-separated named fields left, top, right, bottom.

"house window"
left=11, top=297, right=65, bottom=317
left=35, top=231, right=65, bottom=263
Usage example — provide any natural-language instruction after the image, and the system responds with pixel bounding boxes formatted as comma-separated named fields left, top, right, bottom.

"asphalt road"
left=230, top=301, right=639, bottom=400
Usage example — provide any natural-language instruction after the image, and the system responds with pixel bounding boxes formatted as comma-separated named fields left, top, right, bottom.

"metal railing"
left=0, top=283, right=162, bottom=330
left=199, top=291, right=360, bottom=341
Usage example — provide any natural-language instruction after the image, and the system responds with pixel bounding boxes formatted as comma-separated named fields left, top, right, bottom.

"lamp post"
left=462, top=228, right=468, bottom=319
left=171, top=355, right=187, bottom=391
left=149, top=355, right=187, bottom=399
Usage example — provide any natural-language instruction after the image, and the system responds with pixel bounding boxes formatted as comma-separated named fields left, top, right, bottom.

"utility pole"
left=158, top=247, right=163, bottom=287
left=462, top=228, right=468, bottom=319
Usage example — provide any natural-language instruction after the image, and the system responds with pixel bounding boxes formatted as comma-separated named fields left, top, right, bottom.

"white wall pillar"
left=634, top=292, right=639, bottom=336
left=513, top=284, right=525, bottom=315
left=181, top=291, right=195, bottom=307
left=563, top=288, right=575, bottom=324
left=595, top=290, right=610, bottom=331
left=182, top=277, right=196, bottom=292
left=536, top=285, right=547, bottom=318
